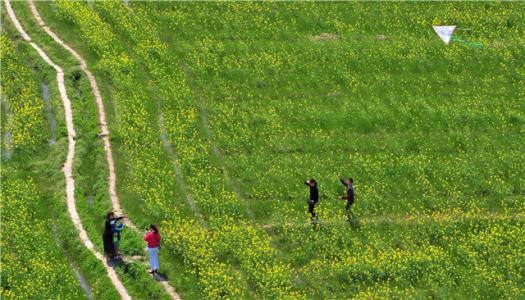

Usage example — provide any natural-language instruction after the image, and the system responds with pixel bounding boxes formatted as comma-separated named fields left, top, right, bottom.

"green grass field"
left=2, top=1, right=524, bottom=299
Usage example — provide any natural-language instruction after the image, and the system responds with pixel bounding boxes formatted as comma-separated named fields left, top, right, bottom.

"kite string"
left=451, top=35, right=483, bottom=48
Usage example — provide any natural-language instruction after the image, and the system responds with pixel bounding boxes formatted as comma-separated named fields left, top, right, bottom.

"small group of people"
left=102, top=212, right=162, bottom=274
left=305, top=177, right=355, bottom=222
left=99, top=178, right=354, bottom=272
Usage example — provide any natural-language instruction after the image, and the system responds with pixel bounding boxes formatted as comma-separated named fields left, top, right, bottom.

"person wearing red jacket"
left=144, top=224, right=161, bottom=274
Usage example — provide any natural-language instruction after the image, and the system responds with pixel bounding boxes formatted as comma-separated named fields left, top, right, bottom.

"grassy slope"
left=148, top=1, right=524, bottom=220
left=143, top=2, right=525, bottom=298
left=7, top=1, right=523, bottom=299
left=56, top=1, right=524, bottom=298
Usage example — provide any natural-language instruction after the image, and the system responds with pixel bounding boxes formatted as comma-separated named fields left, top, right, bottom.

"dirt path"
left=27, top=1, right=181, bottom=299
left=27, top=0, right=132, bottom=229
left=4, top=0, right=131, bottom=298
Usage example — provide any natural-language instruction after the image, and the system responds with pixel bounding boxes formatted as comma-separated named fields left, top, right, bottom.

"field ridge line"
left=27, top=2, right=181, bottom=299
left=3, top=0, right=131, bottom=298
left=261, top=212, right=525, bottom=229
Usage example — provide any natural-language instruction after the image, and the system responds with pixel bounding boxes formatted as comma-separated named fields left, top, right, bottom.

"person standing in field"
left=305, top=179, right=319, bottom=221
left=144, top=224, right=161, bottom=274
left=103, top=212, right=125, bottom=260
left=339, top=178, right=355, bottom=220
left=111, top=216, right=125, bottom=260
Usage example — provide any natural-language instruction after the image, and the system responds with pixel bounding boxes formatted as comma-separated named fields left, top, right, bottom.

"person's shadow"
left=152, top=271, right=169, bottom=282
left=106, top=256, right=169, bottom=282
left=106, top=257, right=124, bottom=268
left=106, top=258, right=115, bottom=267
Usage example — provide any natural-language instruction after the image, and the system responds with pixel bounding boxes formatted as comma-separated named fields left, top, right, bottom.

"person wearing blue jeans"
left=144, top=224, right=161, bottom=274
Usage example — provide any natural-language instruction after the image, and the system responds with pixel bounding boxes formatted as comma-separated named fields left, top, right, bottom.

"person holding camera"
left=103, top=212, right=125, bottom=260
left=144, top=224, right=161, bottom=274
left=304, top=179, right=319, bottom=221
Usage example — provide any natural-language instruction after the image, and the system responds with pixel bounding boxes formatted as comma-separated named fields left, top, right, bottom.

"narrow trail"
left=261, top=211, right=525, bottom=230
left=27, top=0, right=131, bottom=229
left=27, top=1, right=181, bottom=299
left=3, top=0, right=131, bottom=298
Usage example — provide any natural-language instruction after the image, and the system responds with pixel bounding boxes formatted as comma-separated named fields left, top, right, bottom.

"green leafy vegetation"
left=3, top=1, right=524, bottom=299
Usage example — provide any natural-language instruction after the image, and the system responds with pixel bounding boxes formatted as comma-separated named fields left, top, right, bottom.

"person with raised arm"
left=339, top=178, right=355, bottom=221
left=103, top=212, right=125, bottom=260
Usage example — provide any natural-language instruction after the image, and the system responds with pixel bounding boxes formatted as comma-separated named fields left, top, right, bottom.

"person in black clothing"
left=305, top=179, right=319, bottom=221
left=103, top=212, right=125, bottom=260
left=340, top=178, right=355, bottom=219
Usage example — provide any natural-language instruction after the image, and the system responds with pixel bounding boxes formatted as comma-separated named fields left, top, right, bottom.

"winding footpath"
left=27, top=0, right=131, bottom=229
left=27, top=2, right=180, bottom=298
left=4, top=0, right=130, bottom=298
left=6, top=1, right=181, bottom=299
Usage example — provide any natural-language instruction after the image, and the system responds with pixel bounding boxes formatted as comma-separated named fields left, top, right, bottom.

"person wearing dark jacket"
left=340, top=178, right=355, bottom=218
left=103, top=212, right=124, bottom=260
left=305, top=179, right=319, bottom=221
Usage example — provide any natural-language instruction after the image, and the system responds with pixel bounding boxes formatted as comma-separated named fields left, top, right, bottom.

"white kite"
left=433, top=26, right=456, bottom=44
left=433, top=25, right=483, bottom=48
